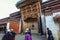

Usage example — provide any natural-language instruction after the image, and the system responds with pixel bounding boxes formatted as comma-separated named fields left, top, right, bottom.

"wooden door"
left=9, top=21, right=20, bottom=34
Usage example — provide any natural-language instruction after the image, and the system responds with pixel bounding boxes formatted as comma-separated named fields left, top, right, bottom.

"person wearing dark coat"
left=2, top=32, right=12, bottom=40
left=48, top=35, right=54, bottom=40
left=4, top=29, right=7, bottom=34
left=47, top=28, right=52, bottom=36
left=47, top=28, right=54, bottom=40
left=11, top=29, right=16, bottom=40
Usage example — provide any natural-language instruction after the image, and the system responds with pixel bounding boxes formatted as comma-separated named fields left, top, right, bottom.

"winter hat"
left=11, top=29, right=13, bottom=31
left=26, top=28, right=29, bottom=31
left=7, top=29, right=10, bottom=32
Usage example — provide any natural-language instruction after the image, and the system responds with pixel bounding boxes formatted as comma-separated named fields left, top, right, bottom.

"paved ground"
left=0, top=33, right=3, bottom=40
left=0, top=33, right=46, bottom=40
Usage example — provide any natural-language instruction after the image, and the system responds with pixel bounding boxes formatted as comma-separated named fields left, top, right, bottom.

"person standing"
left=25, top=31, right=32, bottom=40
left=4, top=29, right=7, bottom=34
left=26, top=28, right=31, bottom=35
left=47, top=28, right=54, bottom=40
left=48, top=34, right=54, bottom=40
left=2, top=29, right=12, bottom=40
left=10, top=29, right=16, bottom=40
left=25, top=28, right=32, bottom=40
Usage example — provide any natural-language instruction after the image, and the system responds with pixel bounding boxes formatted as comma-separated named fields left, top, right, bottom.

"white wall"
left=6, top=22, right=10, bottom=30
left=41, top=15, right=46, bottom=34
left=45, top=15, right=59, bottom=40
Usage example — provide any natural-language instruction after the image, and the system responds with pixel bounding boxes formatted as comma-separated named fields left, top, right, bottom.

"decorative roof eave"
left=9, top=18, right=20, bottom=22
left=0, top=17, right=9, bottom=22
left=16, top=0, right=26, bottom=8
left=10, top=11, right=21, bottom=16
left=0, top=21, right=7, bottom=24
left=42, top=0, right=60, bottom=9
left=16, top=0, right=39, bottom=8
left=42, top=3, right=60, bottom=13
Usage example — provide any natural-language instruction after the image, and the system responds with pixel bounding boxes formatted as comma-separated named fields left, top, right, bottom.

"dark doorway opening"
left=32, top=25, right=34, bottom=30
left=39, top=16, right=43, bottom=35
left=0, top=27, right=3, bottom=31
left=0, top=24, right=6, bottom=33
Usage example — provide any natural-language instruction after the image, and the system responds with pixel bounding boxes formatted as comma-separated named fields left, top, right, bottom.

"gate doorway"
left=0, top=25, right=6, bottom=33
left=31, top=22, right=38, bottom=34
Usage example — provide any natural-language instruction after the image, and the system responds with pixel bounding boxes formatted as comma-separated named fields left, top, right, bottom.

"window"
left=42, top=0, right=49, bottom=3
left=32, top=25, right=34, bottom=30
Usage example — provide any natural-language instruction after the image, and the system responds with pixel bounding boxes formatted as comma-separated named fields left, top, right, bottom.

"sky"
left=42, top=0, right=48, bottom=2
left=0, top=0, right=20, bottom=19
left=0, top=0, right=47, bottom=19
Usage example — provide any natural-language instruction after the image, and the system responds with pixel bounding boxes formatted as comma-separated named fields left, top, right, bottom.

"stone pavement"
left=15, top=34, right=46, bottom=40
left=0, top=33, right=46, bottom=40
left=0, top=33, right=3, bottom=40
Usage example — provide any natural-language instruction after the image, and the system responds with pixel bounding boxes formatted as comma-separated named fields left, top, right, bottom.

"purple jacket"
left=25, top=34, right=32, bottom=40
